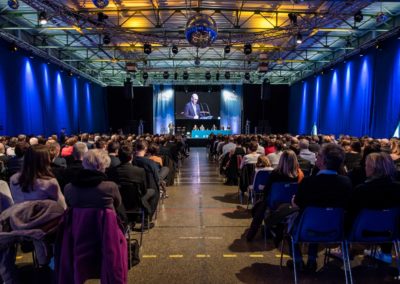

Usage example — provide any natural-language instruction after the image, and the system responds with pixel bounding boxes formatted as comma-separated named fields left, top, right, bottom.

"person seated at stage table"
left=193, top=124, right=199, bottom=131
left=211, top=124, right=217, bottom=130
left=199, top=125, right=205, bottom=131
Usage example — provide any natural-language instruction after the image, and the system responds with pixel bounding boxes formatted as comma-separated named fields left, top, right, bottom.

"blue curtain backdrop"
left=153, top=84, right=175, bottom=134
left=289, top=36, right=400, bottom=137
left=221, top=85, right=242, bottom=134
left=0, top=42, right=108, bottom=136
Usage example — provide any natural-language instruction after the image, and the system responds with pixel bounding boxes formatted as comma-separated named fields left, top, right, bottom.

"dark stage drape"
left=289, top=36, right=400, bottom=138
left=0, top=42, right=108, bottom=136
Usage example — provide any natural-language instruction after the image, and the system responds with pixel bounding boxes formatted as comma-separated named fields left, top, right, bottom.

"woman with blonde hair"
left=246, top=150, right=303, bottom=241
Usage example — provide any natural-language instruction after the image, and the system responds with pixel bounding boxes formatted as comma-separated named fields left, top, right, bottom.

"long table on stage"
left=191, top=130, right=232, bottom=138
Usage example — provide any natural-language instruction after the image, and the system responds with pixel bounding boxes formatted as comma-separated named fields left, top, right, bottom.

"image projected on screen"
left=175, top=91, right=220, bottom=120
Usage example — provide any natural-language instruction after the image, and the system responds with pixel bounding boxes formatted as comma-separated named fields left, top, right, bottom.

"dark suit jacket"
left=133, top=156, right=160, bottom=191
left=107, top=162, right=147, bottom=195
left=184, top=102, right=202, bottom=118
left=294, top=174, right=352, bottom=209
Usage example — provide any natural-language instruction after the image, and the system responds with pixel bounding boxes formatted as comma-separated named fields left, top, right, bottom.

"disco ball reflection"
left=185, top=14, right=217, bottom=48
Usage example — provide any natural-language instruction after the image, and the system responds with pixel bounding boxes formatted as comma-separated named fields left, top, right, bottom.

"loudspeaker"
left=124, top=80, right=134, bottom=100
left=261, top=80, right=271, bottom=100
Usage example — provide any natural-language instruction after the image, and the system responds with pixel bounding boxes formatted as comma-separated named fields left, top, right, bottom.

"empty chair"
left=248, top=170, right=270, bottom=206
left=287, top=207, right=350, bottom=284
left=345, top=208, right=400, bottom=284
left=267, top=182, right=298, bottom=211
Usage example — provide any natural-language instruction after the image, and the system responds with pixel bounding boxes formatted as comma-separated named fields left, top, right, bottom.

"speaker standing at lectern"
left=184, top=93, right=203, bottom=119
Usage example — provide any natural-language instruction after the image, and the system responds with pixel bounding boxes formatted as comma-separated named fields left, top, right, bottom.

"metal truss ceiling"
left=1, top=0, right=400, bottom=86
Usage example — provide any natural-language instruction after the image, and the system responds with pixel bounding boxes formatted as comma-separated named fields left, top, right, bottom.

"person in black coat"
left=108, top=143, right=158, bottom=225
left=291, top=143, right=352, bottom=272
left=348, top=152, right=400, bottom=261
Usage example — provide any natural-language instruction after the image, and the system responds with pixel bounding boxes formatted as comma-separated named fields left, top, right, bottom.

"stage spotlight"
left=103, top=34, right=111, bottom=45
left=244, top=72, right=250, bottom=80
left=174, top=72, right=178, bottom=80
left=183, top=71, right=189, bottom=80
left=144, top=43, right=152, bottom=55
left=205, top=71, right=211, bottom=80
left=296, top=33, right=303, bottom=44
left=92, top=0, right=109, bottom=9
left=9, top=42, right=18, bottom=52
left=216, top=72, right=220, bottom=81
left=225, top=71, right=230, bottom=79
left=354, top=11, right=363, bottom=23
left=28, top=51, right=34, bottom=59
left=142, top=72, right=148, bottom=80
left=97, top=12, right=108, bottom=22
left=38, top=11, right=48, bottom=25
left=224, top=45, right=231, bottom=54
left=7, top=0, right=19, bottom=9
left=163, top=71, right=169, bottom=79
left=288, top=13, right=297, bottom=26
left=172, top=45, right=178, bottom=54
left=194, top=57, right=200, bottom=66
left=243, top=43, right=252, bottom=55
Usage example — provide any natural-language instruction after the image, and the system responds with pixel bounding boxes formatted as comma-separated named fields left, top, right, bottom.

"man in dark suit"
left=290, top=143, right=352, bottom=272
left=184, top=93, right=202, bottom=119
left=132, top=140, right=160, bottom=219
left=108, top=143, right=157, bottom=228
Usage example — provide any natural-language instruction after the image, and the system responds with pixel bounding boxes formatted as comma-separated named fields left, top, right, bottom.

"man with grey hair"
left=299, top=139, right=316, bottom=165
left=29, top=137, right=38, bottom=146
left=184, top=93, right=202, bottom=119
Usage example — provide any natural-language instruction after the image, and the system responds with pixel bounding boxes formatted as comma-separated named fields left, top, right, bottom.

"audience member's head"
left=276, top=150, right=299, bottom=178
left=350, top=141, right=362, bottom=153
left=147, top=143, right=160, bottom=156
left=107, top=141, right=120, bottom=154
left=275, top=140, right=284, bottom=152
left=72, top=142, right=88, bottom=161
left=0, top=143, right=4, bottom=155
left=118, top=144, right=133, bottom=163
left=48, top=142, right=61, bottom=161
left=299, top=139, right=309, bottom=150
left=29, top=137, right=38, bottom=146
left=15, top=142, right=30, bottom=158
left=83, top=149, right=111, bottom=173
left=365, top=152, right=396, bottom=180
left=135, top=140, right=148, bottom=154
left=256, top=155, right=272, bottom=169
left=317, top=143, right=345, bottom=171
left=248, top=141, right=258, bottom=153
left=17, top=144, right=54, bottom=192
left=17, top=134, right=26, bottom=142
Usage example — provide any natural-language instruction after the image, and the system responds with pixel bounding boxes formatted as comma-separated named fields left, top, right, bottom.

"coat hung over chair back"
left=55, top=207, right=128, bottom=284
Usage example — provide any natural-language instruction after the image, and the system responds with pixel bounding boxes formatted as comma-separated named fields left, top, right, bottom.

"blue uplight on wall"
left=23, top=59, right=43, bottom=134
left=299, top=81, right=307, bottom=133
left=85, top=82, right=93, bottom=131
left=0, top=40, right=108, bottom=136
left=221, top=85, right=242, bottom=134
left=153, top=85, right=174, bottom=134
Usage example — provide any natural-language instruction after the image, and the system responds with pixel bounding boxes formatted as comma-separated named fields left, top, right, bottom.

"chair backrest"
left=252, top=170, right=270, bottom=194
left=293, top=207, right=345, bottom=243
left=118, top=181, right=144, bottom=212
left=348, top=208, right=399, bottom=243
left=267, top=182, right=298, bottom=211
